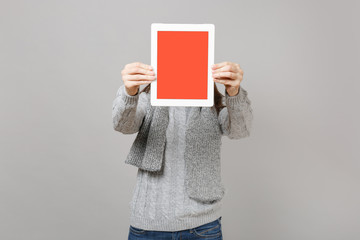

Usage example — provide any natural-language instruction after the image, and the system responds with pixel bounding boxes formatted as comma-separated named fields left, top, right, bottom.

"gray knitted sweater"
left=112, top=84, right=253, bottom=231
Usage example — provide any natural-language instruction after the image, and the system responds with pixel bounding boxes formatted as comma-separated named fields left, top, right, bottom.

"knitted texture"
left=112, top=84, right=253, bottom=203
left=184, top=107, right=225, bottom=203
left=124, top=106, right=169, bottom=172
left=129, top=106, right=222, bottom=231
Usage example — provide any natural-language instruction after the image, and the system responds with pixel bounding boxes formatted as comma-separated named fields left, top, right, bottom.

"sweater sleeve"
left=112, top=84, right=150, bottom=134
left=218, top=86, right=253, bottom=139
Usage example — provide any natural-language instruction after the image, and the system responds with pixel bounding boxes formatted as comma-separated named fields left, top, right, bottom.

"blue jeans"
left=128, top=216, right=222, bottom=239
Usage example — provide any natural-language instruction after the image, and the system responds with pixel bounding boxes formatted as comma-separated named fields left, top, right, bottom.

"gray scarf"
left=125, top=105, right=225, bottom=203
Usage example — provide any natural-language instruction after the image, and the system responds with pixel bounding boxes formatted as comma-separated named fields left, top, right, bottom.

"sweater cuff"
left=120, top=85, right=140, bottom=105
left=225, top=86, right=247, bottom=107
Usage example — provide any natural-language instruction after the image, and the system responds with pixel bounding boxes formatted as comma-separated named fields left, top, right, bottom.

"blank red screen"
left=157, top=31, right=208, bottom=99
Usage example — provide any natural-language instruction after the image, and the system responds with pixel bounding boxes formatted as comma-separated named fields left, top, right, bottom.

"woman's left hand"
left=212, top=61, right=244, bottom=96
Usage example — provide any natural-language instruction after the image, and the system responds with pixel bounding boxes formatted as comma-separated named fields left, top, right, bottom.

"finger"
left=125, top=62, right=153, bottom=71
left=238, top=67, right=244, bottom=75
left=123, top=74, right=156, bottom=82
left=214, top=78, right=236, bottom=86
left=123, top=66, right=155, bottom=76
left=212, top=71, right=238, bottom=80
left=126, top=80, right=154, bottom=89
left=212, top=64, right=238, bottom=74
left=212, top=61, right=233, bottom=70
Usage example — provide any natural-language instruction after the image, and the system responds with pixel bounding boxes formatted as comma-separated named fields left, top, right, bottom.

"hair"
left=140, top=83, right=226, bottom=115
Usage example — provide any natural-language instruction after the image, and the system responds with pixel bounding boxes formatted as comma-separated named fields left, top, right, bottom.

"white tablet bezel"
left=150, top=23, right=215, bottom=107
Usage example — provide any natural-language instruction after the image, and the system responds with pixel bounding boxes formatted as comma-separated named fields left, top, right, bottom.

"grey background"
left=1, top=0, right=359, bottom=239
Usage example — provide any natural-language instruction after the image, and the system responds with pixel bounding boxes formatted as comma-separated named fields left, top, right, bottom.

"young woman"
left=112, top=61, right=253, bottom=240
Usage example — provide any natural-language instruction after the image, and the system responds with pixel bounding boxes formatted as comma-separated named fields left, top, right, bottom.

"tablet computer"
left=150, top=23, right=215, bottom=107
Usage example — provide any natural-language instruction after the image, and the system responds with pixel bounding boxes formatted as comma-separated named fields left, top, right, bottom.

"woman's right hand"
left=121, top=62, right=156, bottom=96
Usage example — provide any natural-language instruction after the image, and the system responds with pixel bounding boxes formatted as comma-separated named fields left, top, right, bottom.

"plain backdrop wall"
left=1, top=0, right=359, bottom=239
